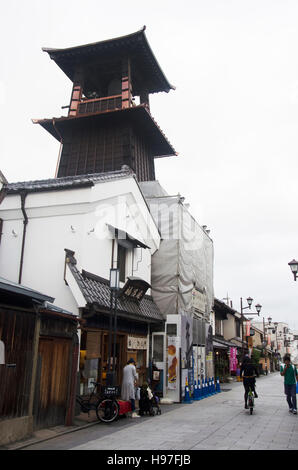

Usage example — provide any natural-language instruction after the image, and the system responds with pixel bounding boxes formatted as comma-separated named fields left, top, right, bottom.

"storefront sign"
left=122, top=278, right=150, bottom=302
left=127, top=336, right=147, bottom=350
left=229, top=347, right=237, bottom=372
left=168, top=336, right=179, bottom=389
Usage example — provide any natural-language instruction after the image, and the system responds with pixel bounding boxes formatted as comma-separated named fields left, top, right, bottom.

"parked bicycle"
left=76, top=381, right=119, bottom=423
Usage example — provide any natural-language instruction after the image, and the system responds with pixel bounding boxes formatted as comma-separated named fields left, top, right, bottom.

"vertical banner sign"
left=267, top=334, right=271, bottom=346
left=229, top=347, right=237, bottom=372
left=245, top=321, right=251, bottom=337
left=168, top=337, right=179, bottom=389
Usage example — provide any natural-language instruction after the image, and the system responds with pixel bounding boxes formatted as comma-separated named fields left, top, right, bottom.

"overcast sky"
left=2, top=0, right=298, bottom=329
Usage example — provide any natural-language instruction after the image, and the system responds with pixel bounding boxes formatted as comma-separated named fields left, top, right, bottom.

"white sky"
left=2, top=0, right=298, bottom=329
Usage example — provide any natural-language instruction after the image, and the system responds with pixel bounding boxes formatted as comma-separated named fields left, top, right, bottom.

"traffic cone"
left=211, top=377, right=216, bottom=395
left=183, top=378, right=193, bottom=403
left=215, top=377, right=221, bottom=393
left=193, top=380, right=199, bottom=400
left=208, top=377, right=213, bottom=395
left=197, top=379, right=202, bottom=400
left=201, top=378, right=205, bottom=397
left=205, top=377, right=210, bottom=397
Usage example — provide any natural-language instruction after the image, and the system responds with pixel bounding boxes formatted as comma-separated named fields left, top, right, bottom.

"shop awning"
left=213, top=340, right=228, bottom=350
left=107, top=224, right=150, bottom=249
left=213, top=336, right=241, bottom=350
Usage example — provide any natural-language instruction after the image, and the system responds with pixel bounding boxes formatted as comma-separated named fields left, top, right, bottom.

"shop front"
left=66, top=258, right=164, bottom=396
left=79, top=321, right=150, bottom=395
left=213, top=338, right=241, bottom=382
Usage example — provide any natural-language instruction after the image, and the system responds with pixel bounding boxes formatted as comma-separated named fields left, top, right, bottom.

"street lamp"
left=288, top=259, right=298, bottom=281
left=107, top=268, right=120, bottom=386
left=240, top=297, right=261, bottom=316
left=240, top=297, right=262, bottom=358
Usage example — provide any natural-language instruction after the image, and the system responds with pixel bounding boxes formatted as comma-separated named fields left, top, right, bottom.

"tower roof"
left=42, top=27, right=175, bottom=95
left=33, top=105, right=177, bottom=158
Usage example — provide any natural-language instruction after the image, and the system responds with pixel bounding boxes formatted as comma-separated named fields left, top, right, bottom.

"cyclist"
left=240, top=355, right=259, bottom=409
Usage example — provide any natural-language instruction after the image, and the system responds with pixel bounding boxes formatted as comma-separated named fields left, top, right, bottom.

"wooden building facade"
left=0, top=278, right=78, bottom=446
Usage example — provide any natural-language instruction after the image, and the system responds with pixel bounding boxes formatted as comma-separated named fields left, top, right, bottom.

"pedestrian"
left=280, top=354, right=298, bottom=414
left=240, top=356, right=259, bottom=409
left=121, top=358, right=140, bottom=418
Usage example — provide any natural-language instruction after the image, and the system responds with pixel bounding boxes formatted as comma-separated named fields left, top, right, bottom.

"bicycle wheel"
left=96, top=399, right=119, bottom=423
left=76, top=396, right=90, bottom=414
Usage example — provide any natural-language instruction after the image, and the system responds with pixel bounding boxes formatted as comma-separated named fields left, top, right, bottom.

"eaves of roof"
left=42, top=27, right=175, bottom=95
left=67, top=262, right=163, bottom=324
left=0, top=276, right=54, bottom=304
left=6, top=168, right=134, bottom=195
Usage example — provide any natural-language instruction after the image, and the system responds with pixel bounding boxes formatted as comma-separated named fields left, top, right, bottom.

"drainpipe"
left=18, top=191, right=28, bottom=284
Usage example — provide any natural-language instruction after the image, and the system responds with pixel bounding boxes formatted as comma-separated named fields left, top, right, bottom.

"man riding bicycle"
left=240, top=355, right=259, bottom=409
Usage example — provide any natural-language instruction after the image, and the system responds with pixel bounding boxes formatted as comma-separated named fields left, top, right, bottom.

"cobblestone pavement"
left=8, top=372, right=298, bottom=450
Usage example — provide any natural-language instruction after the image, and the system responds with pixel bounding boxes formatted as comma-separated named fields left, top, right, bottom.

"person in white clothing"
left=121, top=358, right=140, bottom=418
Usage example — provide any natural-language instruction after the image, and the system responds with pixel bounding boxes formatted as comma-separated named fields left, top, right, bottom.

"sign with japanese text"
left=127, top=336, right=147, bottom=350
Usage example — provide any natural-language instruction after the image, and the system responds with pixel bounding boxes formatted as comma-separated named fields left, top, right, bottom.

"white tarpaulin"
left=139, top=181, right=214, bottom=319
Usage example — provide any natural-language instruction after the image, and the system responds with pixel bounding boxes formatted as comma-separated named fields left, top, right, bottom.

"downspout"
left=18, top=191, right=28, bottom=284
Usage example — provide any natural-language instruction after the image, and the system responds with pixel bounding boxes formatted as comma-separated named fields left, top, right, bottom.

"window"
left=166, top=324, right=177, bottom=336
left=215, top=318, right=222, bottom=336
left=118, top=245, right=127, bottom=283
left=235, top=319, right=241, bottom=338
left=153, top=335, right=164, bottom=362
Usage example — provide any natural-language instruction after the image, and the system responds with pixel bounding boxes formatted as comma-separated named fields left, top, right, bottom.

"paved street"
left=20, top=372, right=298, bottom=450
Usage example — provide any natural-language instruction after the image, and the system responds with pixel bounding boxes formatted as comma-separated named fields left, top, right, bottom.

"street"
left=20, top=372, right=298, bottom=451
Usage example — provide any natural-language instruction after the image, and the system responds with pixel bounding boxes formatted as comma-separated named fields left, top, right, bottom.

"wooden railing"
left=77, top=95, right=122, bottom=115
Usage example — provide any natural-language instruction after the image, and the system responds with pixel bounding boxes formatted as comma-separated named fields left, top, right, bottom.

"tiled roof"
left=6, top=168, right=134, bottom=194
left=67, top=261, right=163, bottom=324
left=42, top=27, right=175, bottom=95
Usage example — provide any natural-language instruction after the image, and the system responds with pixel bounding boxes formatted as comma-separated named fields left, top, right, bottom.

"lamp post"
left=288, top=259, right=298, bottom=281
left=240, top=297, right=262, bottom=357
left=107, top=268, right=120, bottom=386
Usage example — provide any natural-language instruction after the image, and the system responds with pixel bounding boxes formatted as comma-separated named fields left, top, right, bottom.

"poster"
left=229, top=347, right=237, bottom=372
left=181, top=313, right=193, bottom=369
left=168, top=336, right=179, bottom=389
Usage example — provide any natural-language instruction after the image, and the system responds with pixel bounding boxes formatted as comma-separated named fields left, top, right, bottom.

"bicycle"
left=76, top=381, right=120, bottom=423
left=247, top=386, right=254, bottom=415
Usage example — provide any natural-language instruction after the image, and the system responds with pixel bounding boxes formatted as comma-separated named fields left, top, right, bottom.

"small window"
left=118, top=245, right=127, bottom=283
left=153, top=335, right=164, bottom=362
left=235, top=319, right=241, bottom=338
left=166, top=324, right=177, bottom=336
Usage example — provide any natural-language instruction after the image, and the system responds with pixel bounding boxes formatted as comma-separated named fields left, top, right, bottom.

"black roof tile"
left=67, top=261, right=163, bottom=324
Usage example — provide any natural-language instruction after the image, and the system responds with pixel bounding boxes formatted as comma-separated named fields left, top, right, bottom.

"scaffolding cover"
left=140, top=181, right=214, bottom=319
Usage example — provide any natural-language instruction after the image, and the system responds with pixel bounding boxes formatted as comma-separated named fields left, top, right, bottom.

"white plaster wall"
left=0, top=176, right=160, bottom=313
left=223, top=313, right=236, bottom=341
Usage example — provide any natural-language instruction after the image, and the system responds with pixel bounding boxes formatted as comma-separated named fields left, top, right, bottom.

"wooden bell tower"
left=34, top=27, right=177, bottom=182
